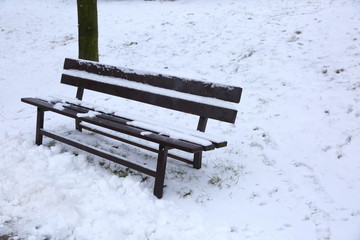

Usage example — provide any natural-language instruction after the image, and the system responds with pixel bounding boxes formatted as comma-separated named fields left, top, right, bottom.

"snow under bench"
left=21, top=58, right=243, bottom=198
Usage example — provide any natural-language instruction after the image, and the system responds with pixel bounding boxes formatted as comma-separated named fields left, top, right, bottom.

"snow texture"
left=74, top=57, right=237, bottom=90
left=77, top=111, right=100, bottom=118
left=127, top=120, right=213, bottom=147
left=1, top=0, right=360, bottom=239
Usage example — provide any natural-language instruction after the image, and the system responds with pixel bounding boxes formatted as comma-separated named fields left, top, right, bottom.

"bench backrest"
left=61, top=58, right=242, bottom=123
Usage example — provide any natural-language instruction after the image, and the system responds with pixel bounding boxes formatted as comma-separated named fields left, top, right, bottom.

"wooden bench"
left=21, top=58, right=243, bottom=198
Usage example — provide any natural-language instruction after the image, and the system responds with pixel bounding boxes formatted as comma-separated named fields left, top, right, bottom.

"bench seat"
left=21, top=97, right=229, bottom=160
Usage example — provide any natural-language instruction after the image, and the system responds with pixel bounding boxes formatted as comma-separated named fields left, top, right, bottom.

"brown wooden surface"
left=61, top=74, right=238, bottom=123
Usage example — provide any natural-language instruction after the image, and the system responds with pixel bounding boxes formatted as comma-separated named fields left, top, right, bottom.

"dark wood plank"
left=22, top=98, right=82, bottom=119
left=61, top=74, right=238, bottom=123
left=63, top=58, right=242, bottom=103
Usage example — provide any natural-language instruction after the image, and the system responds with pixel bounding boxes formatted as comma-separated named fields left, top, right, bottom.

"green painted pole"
left=77, top=0, right=99, bottom=62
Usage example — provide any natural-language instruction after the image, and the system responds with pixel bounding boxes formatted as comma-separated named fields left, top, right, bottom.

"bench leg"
left=193, top=116, right=207, bottom=169
left=75, top=119, right=82, bottom=132
left=193, top=152, right=202, bottom=169
left=154, top=145, right=169, bottom=199
left=75, top=87, right=84, bottom=132
left=35, top=108, right=44, bottom=145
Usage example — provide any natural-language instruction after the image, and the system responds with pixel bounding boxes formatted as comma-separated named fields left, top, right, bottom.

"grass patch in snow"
left=208, top=158, right=245, bottom=189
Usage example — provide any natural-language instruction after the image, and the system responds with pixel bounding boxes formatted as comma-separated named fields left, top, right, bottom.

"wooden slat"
left=61, top=74, right=238, bottom=123
left=20, top=98, right=206, bottom=153
left=64, top=58, right=242, bottom=103
left=22, top=98, right=83, bottom=119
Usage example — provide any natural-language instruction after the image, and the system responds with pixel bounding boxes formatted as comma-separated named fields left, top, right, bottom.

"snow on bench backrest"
left=61, top=58, right=242, bottom=123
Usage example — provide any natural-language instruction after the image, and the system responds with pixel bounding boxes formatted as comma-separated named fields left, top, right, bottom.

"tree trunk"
left=77, top=0, right=99, bottom=62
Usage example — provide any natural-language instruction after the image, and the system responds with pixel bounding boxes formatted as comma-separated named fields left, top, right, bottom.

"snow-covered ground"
left=1, top=0, right=360, bottom=239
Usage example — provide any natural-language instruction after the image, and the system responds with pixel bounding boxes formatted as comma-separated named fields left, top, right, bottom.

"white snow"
left=53, top=102, right=65, bottom=111
left=127, top=120, right=213, bottom=147
left=77, top=110, right=100, bottom=118
left=140, top=131, right=153, bottom=136
left=74, top=57, right=237, bottom=90
left=1, top=0, right=360, bottom=239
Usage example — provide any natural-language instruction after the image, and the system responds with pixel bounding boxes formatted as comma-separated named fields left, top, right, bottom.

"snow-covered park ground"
left=1, top=0, right=360, bottom=239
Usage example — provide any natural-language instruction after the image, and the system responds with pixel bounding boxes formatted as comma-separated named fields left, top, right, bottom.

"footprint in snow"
left=293, top=162, right=332, bottom=203
left=305, top=203, right=332, bottom=240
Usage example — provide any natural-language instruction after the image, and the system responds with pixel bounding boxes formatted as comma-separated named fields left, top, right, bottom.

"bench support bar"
left=39, top=128, right=171, bottom=198
left=40, top=129, right=157, bottom=178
